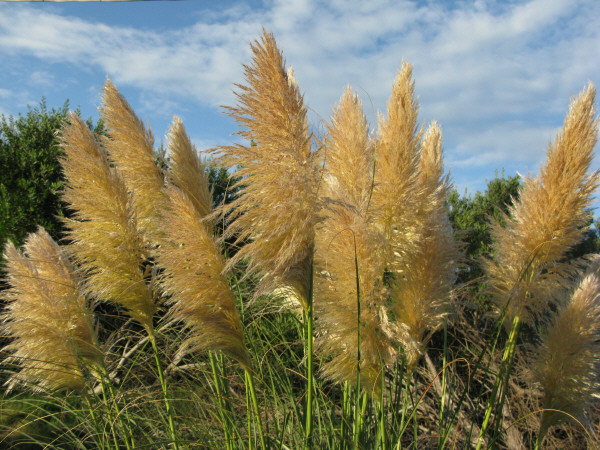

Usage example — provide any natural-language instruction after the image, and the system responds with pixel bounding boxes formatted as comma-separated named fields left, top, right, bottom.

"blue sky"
left=1, top=0, right=599, bottom=198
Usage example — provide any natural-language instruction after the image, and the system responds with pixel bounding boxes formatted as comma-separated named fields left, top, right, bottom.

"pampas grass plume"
left=59, top=113, right=155, bottom=332
left=371, top=62, right=422, bottom=251
left=316, top=88, right=393, bottom=393
left=101, top=78, right=167, bottom=245
left=158, top=184, right=250, bottom=368
left=0, top=228, right=101, bottom=391
left=214, top=29, right=320, bottom=309
left=485, top=84, right=600, bottom=325
left=166, top=117, right=213, bottom=218
left=389, top=122, right=460, bottom=368
left=529, top=261, right=600, bottom=440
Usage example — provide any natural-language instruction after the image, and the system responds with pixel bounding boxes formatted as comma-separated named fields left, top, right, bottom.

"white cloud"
left=0, top=0, right=599, bottom=194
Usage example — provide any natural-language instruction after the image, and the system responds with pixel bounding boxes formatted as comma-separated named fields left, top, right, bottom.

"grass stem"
left=149, top=330, right=179, bottom=450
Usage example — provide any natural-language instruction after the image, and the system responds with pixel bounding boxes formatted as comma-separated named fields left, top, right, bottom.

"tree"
left=448, top=172, right=521, bottom=287
left=0, top=100, right=104, bottom=285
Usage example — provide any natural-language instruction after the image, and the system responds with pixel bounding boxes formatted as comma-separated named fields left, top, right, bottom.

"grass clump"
left=1, top=29, right=600, bottom=450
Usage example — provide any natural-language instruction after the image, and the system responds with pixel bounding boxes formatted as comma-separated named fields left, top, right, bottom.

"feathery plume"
left=388, top=122, right=460, bottom=368
left=322, top=87, right=374, bottom=209
left=158, top=184, right=250, bottom=368
left=59, top=113, right=155, bottom=332
left=316, top=88, right=393, bottom=393
left=371, top=62, right=424, bottom=271
left=101, top=78, right=167, bottom=245
left=214, top=29, right=320, bottom=309
left=528, top=261, right=600, bottom=439
left=0, top=228, right=101, bottom=392
left=166, top=117, right=212, bottom=218
left=485, top=84, right=600, bottom=325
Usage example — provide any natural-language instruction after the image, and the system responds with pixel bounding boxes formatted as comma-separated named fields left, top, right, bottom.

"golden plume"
left=214, top=29, right=320, bottom=309
left=100, top=78, right=167, bottom=245
left=59, top=113, right=155, bottom=332
left=528, top=261, right=600, bottom=439
left=157, top=183, right=250, bottom=368
left=371, top=62, right=424, bottom=271
left=0, top=228, right=101, bottom=391
left=166, top=117, right=213, bottom=219
left=485, top=84, right=600, bottom=325
left=388, top=122, right=460, bottom=368
left=315, top=88, right=393, bottom=393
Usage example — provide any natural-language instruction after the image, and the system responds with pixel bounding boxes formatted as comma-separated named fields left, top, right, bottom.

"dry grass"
left=485, top=84, right=600, bottom=326
left=528, top=260, right=600, bottom=440
left=158, top=183, right=250, bottom=369
left=0, top=228, right=101, bottom=391
left=214, top=29, right=321, bottom=309
left=315, top=88, right=393, bottom=393
left=101, top=78, right=168, bottom=246
left=59, top=113, right=155, bottom=332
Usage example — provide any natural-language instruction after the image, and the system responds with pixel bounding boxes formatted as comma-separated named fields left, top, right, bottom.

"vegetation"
left=1, top=29, right=600, bottom=450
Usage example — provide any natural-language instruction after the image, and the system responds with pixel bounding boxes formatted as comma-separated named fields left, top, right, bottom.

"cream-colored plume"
left=101, top=78, right=167, bottom=245
left=529, top=261, right=600, bottom=439
left=214, top=29, right=321, bottom=309
left=59, top=113, right=155, bottom=332
left=158, top=184, right=250, bottom=368
left=316, top=88, right=393, bottom=394
left=371, top=62, right=424, bottom=272
left=389, top=122, right=460, bottom=369
left=485, top=84, right=600, bottom=325
left=166, top=117, right=213, bottom=218
left=0, top=228, right=102, bottom=391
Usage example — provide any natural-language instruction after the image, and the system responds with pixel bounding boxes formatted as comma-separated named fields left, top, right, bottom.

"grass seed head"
left=0, top=228, right=102, bottom=392
left=166, top=116, right=213, bottom=219
left=371, top=62, right=423, bottom=264
left=529, top=261, right=600, bottom=438
left=485, top=84, right=599, bottom=325
left=315, top=88, right=394, bottom=394
left=101, top=78, right=168, bottom=246
left=388, top=121, right=460, bottom=370
left=214, top=29, right=321, bottom=310
left=59, top=113, right=155, bottom=331
left=158, top=184, right=250, bottom=368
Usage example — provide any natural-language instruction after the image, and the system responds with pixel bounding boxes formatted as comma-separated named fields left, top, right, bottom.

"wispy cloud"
left=0, top=0, right=598, bottom=194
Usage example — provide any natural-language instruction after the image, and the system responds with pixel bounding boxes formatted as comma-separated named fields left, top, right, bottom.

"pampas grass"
left=158, top=183, right=250, bottom=368
left=477, top=84, right=600, bottom=449
left=166, top=117, right=213, bottom=219
left=371, top=62, right=424, bottom=272
left=529, top=261, right=600, bottom=446
left=0, top=228, right=101, bottom=392
left=388, top=122, right=460, bottom=369
left=2, top=29, right=600, bottom=450
left=214, top=29, right=321, bottom=309
left=59, top=112, right=155, bottom=332
left=316, top=88, right=394, bottom=393
left=101, top=78, right=167, bottom=246
left=485, top=84, right=600, bottom=326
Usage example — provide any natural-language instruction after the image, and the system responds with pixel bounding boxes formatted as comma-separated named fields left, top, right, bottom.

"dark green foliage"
left=448, top=171, right=521, bottom=285
left=0, top=100, right=70, bottom=252
left=207, top=165, right=240, bottom=208
left=0, top=100, right=105, bottom=254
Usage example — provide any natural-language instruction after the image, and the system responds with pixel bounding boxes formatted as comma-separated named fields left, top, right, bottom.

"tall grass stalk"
left=245, top=369, right=266, bottom=450
left=304, top=261, right=315, bottom=448
left=352, top=235, right=363, bottom=449
left=209, top=351, right=232, bottom=450
left=149, top=331, right=179, bottom=450
left=476, top=314, right=520, bottom=449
